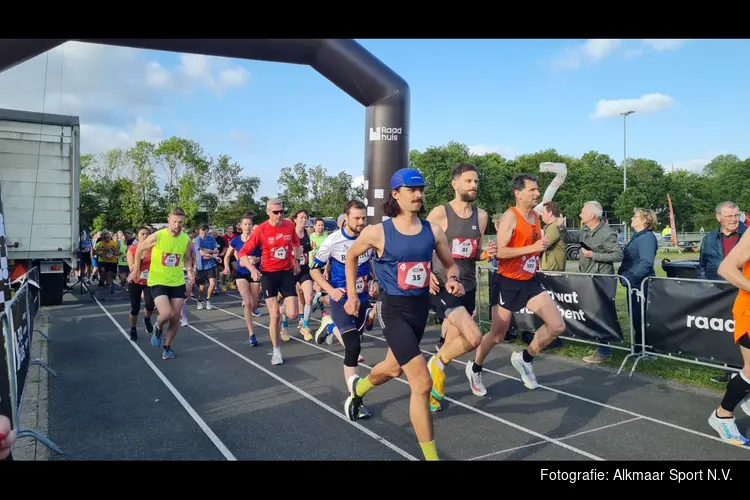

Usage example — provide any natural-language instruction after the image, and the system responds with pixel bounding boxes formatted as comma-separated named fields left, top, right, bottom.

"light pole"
left=620, top=110, right=634, bottom=242
left=620, top=110, right=634, bottom=192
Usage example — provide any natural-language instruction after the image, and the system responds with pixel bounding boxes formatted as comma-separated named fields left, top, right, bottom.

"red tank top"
left=128, top=243, right=152, bottom=286
left=496, top=207, right=542, bottom=281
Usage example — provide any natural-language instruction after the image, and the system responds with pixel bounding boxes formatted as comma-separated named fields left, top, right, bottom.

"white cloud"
left=642, top=39, right=689, bottom=51
left=590, top=93, right=675, bottom=120
left=552, top=39, right=622, bottom=70
left=353, top=174, right=364, bottom=187
left=468, top=144, right=515, bottom=158
left=0, top=41, right=251, bottom=156
left=552, top=39, right=690, bottom=70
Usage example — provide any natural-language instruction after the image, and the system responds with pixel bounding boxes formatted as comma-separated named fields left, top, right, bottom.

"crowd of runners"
left=67, top=163, right=750, bottom=460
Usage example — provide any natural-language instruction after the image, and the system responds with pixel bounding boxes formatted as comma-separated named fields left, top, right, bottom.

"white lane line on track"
left=181, top=318, right=418, bottom=461
left=466, top=416, right=643, bottom=461
left=208, top=298, right=603, bottom=461
left=91, top=290, right=237, bottom=461
left=222, top=291, right=747, bottom=450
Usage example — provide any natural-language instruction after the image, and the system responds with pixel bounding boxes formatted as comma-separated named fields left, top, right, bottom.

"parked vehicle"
left=0, top=108, right=80, bottom=306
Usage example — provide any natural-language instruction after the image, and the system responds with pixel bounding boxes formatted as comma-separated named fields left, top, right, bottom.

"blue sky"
left=1, top=39, right=747, bottom=199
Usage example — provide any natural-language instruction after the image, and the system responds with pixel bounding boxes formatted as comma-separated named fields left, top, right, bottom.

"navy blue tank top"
left=374, top=218, right=436, bottom=297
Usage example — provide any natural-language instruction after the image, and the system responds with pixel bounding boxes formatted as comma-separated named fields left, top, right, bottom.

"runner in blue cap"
left=342, top=167, right=464, bottom=461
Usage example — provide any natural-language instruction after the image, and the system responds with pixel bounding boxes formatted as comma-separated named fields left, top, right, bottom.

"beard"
left=460, top=190, right=477, bottom=202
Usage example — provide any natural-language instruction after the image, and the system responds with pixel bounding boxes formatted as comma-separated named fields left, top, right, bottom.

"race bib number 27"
left=398, top=261, right=431, bottom=290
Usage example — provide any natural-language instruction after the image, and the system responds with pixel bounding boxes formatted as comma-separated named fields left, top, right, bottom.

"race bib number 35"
left=451, top=237, right=478, bottom=259
left=162, top=253, right=181, bottom=268
left=398, top=261, right=430, bottom=290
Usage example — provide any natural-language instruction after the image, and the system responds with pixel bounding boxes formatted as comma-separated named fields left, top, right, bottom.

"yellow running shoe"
left=428, top=355, right=445, bottom=400
left=430, top=393, right=442, bottom=412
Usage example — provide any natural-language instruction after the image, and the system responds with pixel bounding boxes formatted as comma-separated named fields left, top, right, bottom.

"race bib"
left=106, top=250, right=113, bottom=258
left=140, top=270, right=149, bottom=280
left=298, top=253, right=307, bottom=264
left=451, top=237, right=477, bottom=259
left=355, top=276, right=367, bottom=294
left=523, top=256, right=537, bottom=274
left=273, top=247, right=287, bottom=260
left=162, top=253, right=181, bottom=267
left=397, top=261, right=430, bottom=290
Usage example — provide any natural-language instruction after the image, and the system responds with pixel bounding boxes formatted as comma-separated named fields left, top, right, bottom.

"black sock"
left=472, top=362, right=482, bottom=373
left=522, top=349, right=534, bottom=363
left=720, top=372, right=750, bottom=413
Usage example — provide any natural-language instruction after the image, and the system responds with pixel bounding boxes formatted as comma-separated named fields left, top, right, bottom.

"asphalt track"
left=41, top=283, right=750, bottom=461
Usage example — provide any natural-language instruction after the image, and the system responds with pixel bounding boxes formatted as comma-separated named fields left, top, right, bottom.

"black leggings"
left=128, top=282, right=155, bottom=316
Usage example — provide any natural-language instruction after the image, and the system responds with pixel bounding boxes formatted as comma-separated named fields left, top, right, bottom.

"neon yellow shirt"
left=147, top=229, right=190, bottom=287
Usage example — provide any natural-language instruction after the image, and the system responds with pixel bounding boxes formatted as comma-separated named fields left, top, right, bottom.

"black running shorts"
left=436, top=285, right=476, bottom=316
left=151, top=284, right=187, bottom=300
left=378, top=292, right=430, bottom=366
left=262, top=270, right=297, bottom=299
left=489, top=273, right=546, bottom=313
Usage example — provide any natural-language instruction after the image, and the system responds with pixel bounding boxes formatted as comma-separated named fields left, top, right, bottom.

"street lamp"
left=620, top=110, right=634, bottom=192
left=620, top=110, right=634, bottom=242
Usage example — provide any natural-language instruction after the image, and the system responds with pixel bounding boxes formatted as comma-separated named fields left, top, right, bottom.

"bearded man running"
left=130, top=207, right=195, bottom=360
left=342, top=168, right=463, bottom=461
left=310, top=200, right=374, bottom=418
left=466, top=174, right=565, bottom=394
left=426, top=163, right=496, bottom=411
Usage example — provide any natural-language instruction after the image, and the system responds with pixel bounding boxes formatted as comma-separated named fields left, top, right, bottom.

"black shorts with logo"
left=435, top=284, right=476, bottom=316
left=261, top=270, right=297, bottom=299
left=489, top=273, right=546, bottom=313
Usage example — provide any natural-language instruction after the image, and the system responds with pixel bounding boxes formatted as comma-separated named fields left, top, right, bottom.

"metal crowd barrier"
left=625, top=276, right=743, bottom=376
left=471, top=264, right=744, bottom=379
left=475, top=265, right=638, bottom=375
left=1, top=266, right=63, bottom=456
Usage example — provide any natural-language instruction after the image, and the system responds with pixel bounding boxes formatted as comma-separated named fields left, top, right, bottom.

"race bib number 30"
left=451, top=237, right=478, bottom=259
left=162, top=253, right=181, bottom=268
left=398, top=261, right=431, bottom=290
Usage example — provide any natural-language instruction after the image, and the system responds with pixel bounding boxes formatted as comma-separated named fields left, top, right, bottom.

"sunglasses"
left=270, top=210, right=284, bottom=215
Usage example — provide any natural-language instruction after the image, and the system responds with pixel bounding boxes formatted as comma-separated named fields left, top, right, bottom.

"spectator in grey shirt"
left=560, top=201, right=623, bottom=363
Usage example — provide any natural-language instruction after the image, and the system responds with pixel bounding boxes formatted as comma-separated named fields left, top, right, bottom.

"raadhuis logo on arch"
left=369, top=126, right=402, bottom=141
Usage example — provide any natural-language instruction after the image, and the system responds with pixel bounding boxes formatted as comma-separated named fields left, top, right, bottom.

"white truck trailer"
left=0, top=108, right=80, bottom=306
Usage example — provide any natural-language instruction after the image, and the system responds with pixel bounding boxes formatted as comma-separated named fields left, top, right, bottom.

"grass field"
left=470, top=248, right=730, bottom=392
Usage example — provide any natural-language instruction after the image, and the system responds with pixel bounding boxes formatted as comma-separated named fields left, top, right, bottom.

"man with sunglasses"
left=239, top=199, right=301, bottom=365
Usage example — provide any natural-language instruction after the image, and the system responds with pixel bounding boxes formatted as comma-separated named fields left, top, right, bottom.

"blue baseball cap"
left=390, top=168, right=425, bottom=190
